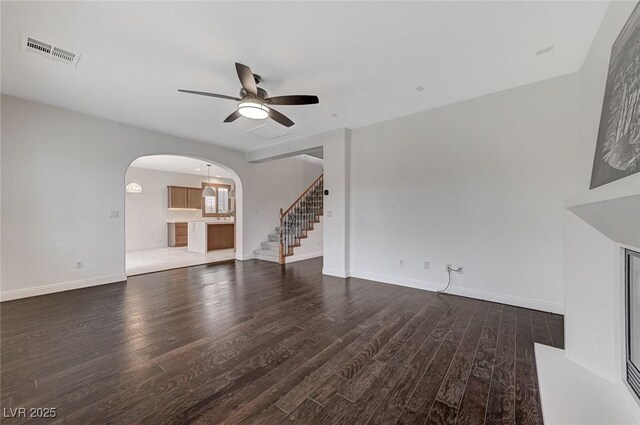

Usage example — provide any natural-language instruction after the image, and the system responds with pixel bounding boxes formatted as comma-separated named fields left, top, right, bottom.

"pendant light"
left=125, top=181, right=142, bottom=193
left=202, top=164, right=216, bottom=197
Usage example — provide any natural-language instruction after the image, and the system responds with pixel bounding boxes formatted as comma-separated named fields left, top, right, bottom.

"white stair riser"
left=261, top=241, right=279, bottom=250
left=253, top=253, right=280, bottom=263
left=253, top=249, right=279, bottom=263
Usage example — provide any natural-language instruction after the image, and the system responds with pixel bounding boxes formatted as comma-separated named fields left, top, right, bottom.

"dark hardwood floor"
left=0, top=258, right=563, bottom=424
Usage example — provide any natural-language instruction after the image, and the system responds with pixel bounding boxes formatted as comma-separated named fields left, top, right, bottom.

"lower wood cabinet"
left=207, top=223, right=235, bottom=251
left=168, top=222, right=188, bottom=247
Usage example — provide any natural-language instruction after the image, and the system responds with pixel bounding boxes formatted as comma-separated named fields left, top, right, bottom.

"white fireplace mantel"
left=566, top=173, right=640, bottom=249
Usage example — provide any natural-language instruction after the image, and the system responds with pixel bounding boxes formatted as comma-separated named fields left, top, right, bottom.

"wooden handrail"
left=280, top=174, right=324, bottom=218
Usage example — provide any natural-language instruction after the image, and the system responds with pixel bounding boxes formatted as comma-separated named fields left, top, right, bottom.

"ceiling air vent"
left=51, top=47, right=76, bottom=64
left=246, top=124, right=290, bottom=139
left=26, top=37, right=51, bottom=55
left=22, top=35, right=81, bottom=67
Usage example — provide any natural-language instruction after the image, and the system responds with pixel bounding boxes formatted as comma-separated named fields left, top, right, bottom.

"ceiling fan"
left=178, top=63, right=319, bottom=128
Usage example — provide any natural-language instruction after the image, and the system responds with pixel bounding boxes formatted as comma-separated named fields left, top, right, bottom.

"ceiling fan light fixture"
left=238, top=101, right=269, bottom=119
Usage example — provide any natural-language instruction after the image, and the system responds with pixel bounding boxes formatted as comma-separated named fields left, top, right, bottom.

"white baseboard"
left=348, top=270, right=564, bottom=314
left=238, top=254, right=255, bottom=261
left=287, top=252, right=323, bottom=263
left=322, top=267, right=349, bottom=278
left=0, top=274, right=127, bottom=302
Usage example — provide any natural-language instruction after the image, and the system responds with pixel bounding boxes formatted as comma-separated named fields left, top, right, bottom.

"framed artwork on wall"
left=590, top=2, right=640, bottom=189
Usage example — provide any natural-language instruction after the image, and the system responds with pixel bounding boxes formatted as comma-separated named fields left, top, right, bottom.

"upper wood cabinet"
left=168, top=186, right=188, bottom=208
left=168, top=186, right=202, bottom=209
left=187, top=188, right=202, bottom=209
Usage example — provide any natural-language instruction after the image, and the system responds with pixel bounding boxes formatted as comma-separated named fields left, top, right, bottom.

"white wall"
left=563, top=1, right=640, bottom=419
left=287, top=219, right=324, bottom=263
left=0, top=95, right=322, bottom=300
left=125, top=167, right=234, bottom=251
left=347, top=73, right=579, bottom=313
left=564, top=210, right=618, bottom=381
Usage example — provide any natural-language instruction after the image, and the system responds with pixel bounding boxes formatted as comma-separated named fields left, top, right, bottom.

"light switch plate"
left=110, top=210, right=120, bottom=218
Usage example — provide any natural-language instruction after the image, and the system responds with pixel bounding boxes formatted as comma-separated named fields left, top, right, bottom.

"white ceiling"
left=130, top=155, right=231, bottom=178
left=1, top=1, right=609, bottom=152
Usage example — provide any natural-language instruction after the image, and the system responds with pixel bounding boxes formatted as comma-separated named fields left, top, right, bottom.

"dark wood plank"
left=250, top=403, right=289, bottom=424
left=530, top=310, right=553, bottom=347
left=0, top=258, right=562, bottom=425
left=396, top=339, right=459, bottom=425
left=310, top=296, right=462, bottom=425
left=284, top=397, right=325, bottom=424
left=425, top=400, right=458, bottom=425
left=545, top=313, right=565, bottom=349
left=515, top=309, right=543, bottom=425
left=485, top=305, right=517, bottom=425
left=456, top=303, right=503, bottom=425
left=436, top=301, right=491, bottom=408
left=396, top=299, right=478, bottom=424
left=358, top=298, right=457, bottom=425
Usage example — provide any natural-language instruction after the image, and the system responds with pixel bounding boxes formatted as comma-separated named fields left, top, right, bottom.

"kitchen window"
left=201, top=183, right=232, bottom=217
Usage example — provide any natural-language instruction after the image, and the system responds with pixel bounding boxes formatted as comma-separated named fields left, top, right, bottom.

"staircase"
left=253, top=174, right=323, bottom=264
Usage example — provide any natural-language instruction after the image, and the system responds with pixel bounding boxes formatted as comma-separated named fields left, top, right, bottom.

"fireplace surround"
left=626, top=249, right=640, bottom=399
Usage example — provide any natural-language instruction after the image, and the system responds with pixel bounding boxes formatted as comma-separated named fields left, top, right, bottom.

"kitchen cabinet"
left=187, top=188, right=202, bottom=210
left=168, top=222, right=188, bottom=247
left=207, top=223, right=235, bottom=251
left=168, top=186, right=202, bottom=209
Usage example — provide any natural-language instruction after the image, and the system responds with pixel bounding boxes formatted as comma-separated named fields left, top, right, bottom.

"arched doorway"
left=124, top=154, right=243, bottom=276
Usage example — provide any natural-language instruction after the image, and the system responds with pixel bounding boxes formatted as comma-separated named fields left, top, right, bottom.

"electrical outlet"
left=446, top=264, right=463, bottom=273
left=399, top=259, right=404, bottom=267
left=424, top=261, right=430, bottom=270
left=75, top=260, right=84, bottom=269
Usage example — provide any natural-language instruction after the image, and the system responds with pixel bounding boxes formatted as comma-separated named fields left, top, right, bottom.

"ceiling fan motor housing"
left=240, top=86, right=268, bottom=100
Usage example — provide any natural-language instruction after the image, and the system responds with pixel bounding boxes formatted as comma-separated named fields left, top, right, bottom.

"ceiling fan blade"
left=178, top=89, right=241, bottom=101
left=223, top=110, right=242, bottom=123
left=235, top=62, right=257, bottom=96
left=268, top=108, right=294, bottom=127
left=266, top=95, right=319, bottom=106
